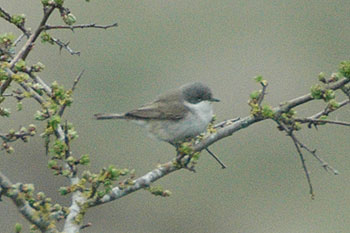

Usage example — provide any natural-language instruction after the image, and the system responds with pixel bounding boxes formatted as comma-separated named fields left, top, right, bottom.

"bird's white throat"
left=184, top=100, right=213, bottom=125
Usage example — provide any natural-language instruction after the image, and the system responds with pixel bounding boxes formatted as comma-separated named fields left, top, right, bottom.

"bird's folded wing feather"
left=125, top=99, right=187, bottom=120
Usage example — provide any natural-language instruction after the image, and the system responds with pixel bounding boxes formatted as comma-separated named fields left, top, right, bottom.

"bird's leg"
left=175, top=142, right=196, bottom=172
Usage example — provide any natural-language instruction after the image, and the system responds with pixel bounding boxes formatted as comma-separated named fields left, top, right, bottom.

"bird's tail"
left=94, top=113, right=125, bottom=120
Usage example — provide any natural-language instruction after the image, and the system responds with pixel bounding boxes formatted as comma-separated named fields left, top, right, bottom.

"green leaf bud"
left=14, top=60, right=26, bottom=72
left=36, top=192, right=45, bottom=200
left=318, top=72, right=326, bottom=82
left=339, top=61, right=350, bottom=78
left=250, top=90, right=260, bottom=100
left=323, top=89, right=335, bottom=102
left=10, top=14, right=26, bottom=26
left=79, top=154, right=90, bottom=165
left=48, top=160, right=57, bottom=169
left=59, top=187, right=69, bottom=195
left=310, top=84, right=323, bottom=99
left=63, top=13, right=76, bottom=25
left=54, top=0, right=64, bottom=6
left=14, top=223, right=22, bottom=233
left=254, top=75, right=263, bottom=83
left=261, top=105, right=274, bottom=118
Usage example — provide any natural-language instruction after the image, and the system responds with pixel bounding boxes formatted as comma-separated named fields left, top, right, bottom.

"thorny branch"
left=0, top=7, right=30, bottom=37
left=43, top=22, right=118, bottom=31
left=295, top=118, right=350, bottom=127
left=51, top=37, right=81, bottom=55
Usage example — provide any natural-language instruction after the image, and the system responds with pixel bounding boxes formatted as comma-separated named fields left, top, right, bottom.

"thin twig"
left=18, top=81, right=44, bottom=104
left=71, top=69, right=84, bottom=91
left=13, top=33, right=26, bottom=47
left=297, top=140, right=339, bottom=175
left=44, top=22, right=118, bottom=31
left=257, top=82, right=268, bottom=106
left=276, top=121, right=314, bottom=198
left=205, top=148, right=226, bottom=169
left=58, top=69, right=84, bottom=116
left=27, top=72, right=53, bottom=97
left=290, top=131, right=314, bottom=198
left=311, top=100, right=349, bottom=119
left=309, top=100, right=349, bottom=120
left=295, top=118, right=350, bottom=127
left=0, top=131, right=31, bottom=143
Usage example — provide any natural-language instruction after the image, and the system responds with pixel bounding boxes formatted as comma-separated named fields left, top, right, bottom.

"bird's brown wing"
left=125, top=98, right=187, bottom=120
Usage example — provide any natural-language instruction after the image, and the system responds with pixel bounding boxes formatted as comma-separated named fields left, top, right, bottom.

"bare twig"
left=257, top=82, right=268, bottom=106
left=291, top=132, right=314, bottom=197
left=295, top=118, right=350, bottom=127
left=58, top=69, right=84, bottom=116
left=13, top=33, right=26, bottom=47
left=309, top=99, right=349, bottom=120
left=44, top=22, right=118, bottom=31
left=205, top=148, right=227, bottom=169
left=275, top=121, right=314, bottom=197
left=51, top=37, right=81, bottom=55
left=71, top=69, right=84, bottom=91
left=297, top=140, right=339, bottom=175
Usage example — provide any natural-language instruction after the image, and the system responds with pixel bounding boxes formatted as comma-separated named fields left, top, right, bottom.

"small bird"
left=94, top=82, right=225, bottom=168
left=95, top=82, right=219, bottom=144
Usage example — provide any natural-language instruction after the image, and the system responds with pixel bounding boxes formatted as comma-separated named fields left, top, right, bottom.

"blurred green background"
left=1, top=1, right=350, bottom=232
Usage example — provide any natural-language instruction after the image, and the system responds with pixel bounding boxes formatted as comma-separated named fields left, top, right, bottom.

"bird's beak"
left=210, top=97, right=220, bottom=102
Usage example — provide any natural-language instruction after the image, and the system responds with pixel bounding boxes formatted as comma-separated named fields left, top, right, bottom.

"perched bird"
left=94, top=82, right=219, bottom=145
left=94, top=82, right=225, bottom=168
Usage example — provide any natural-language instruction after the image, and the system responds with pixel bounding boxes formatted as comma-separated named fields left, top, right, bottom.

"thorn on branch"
left=295, top=118, right=350, bottom=127
left=80, top=222, right=92, bottom=230
left=51, top=37, right=80, bottom=56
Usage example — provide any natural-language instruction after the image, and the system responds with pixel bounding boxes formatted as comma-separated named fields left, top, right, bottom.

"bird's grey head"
left=181, top=82, right=220, bottom=104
